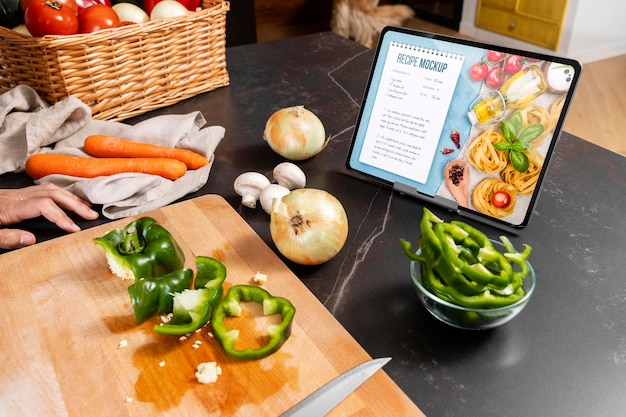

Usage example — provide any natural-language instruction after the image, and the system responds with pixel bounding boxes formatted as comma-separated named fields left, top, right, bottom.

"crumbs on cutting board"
left=195, top=362, right=222, bottom=384
left=252, top=271, right=267, bottom=285
left=116, top=330, right=222, bottom=385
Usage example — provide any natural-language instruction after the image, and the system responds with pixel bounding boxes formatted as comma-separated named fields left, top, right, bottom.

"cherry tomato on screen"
left=486, top=50, right=505, bottom=63
left=24, top=0, right=79, bottom=36
left=77, top=4, right=120, bottom=33
left=469, top=61, right=489, bottom=81
left=485, top=66, right=505, bottom=88
left=504, top=54, right=525, bottom=74
left=492, top=191, right=512, bottom=208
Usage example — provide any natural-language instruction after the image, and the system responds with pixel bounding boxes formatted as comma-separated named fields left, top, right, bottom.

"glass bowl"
left=409, top=242, right=536, bottom=330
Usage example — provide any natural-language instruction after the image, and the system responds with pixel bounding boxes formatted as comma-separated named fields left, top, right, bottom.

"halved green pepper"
left=94, top=217, right=185, bottom=281
left=128, top=268, right=193, bottom=325
left=153, top=288, right=215, bottom=335
left=212, top=285, right=296, bottom=360
left=153, top=256, right=227, bottom=335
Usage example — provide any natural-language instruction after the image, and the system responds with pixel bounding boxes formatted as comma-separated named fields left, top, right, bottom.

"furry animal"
left=331, top=0, right=415, bottom=48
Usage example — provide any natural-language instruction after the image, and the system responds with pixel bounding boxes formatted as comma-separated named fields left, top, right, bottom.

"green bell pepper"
left=152, top=288, right=215, bottom=336
left=153, top=256, right=227, bottom=335
left=94, top=217, right=185, bottom=281
left=128, top=268, right=193, bottom=325
left=193, top=255, right=227, bottom=305
left=212, top=285, right=296, bottom=360
left=0, top=0, right=24, bottom=29
left=401, top=208, right=532, bottom=309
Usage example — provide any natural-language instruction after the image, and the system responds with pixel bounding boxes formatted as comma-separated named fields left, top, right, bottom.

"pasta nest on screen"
left=467, top=126, right=508, bottom=174
left=518, top=104, right=552, bottom=147
left=501, top=150, right=544, bottom=195
left=472, top=178, right=517, bottom=218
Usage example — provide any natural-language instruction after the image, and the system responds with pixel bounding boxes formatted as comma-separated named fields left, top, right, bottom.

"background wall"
left=460, top=0, right=626, bottom=63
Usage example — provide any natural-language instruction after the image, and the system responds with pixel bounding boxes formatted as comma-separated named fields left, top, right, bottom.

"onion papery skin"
left=263, top=106, right=329, bottom=161
left=270, top=189, right=348, bottom=265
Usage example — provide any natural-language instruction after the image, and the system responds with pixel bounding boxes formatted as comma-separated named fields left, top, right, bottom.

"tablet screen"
left=346, top=26, right=581, bottom=228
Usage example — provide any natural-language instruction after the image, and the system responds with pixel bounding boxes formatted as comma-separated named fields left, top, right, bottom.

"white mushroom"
left=259, top=184, right=290, bottom=214
left=272, top=162, right=306, bottom=190
left=234, top=172, right=271, bottom=208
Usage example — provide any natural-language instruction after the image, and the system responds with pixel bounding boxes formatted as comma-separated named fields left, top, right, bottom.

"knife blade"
left=279, top=357, right=391, bottom=417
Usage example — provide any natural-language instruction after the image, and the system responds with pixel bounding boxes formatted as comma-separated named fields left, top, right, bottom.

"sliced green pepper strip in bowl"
left=433, top=223, right=490, bottom=294
left=212, top=285, right=296, bottom=360
left=416, top=210, right=473, bottom=290
left=419, top=264, right=527, bottom=309
left=443, top=222, right=513, bottom=290
left=498, top=235, right=533, bottom=295
left=402, top=207, right=533, bottom=309
left=429, top=213, right=516, bottom=292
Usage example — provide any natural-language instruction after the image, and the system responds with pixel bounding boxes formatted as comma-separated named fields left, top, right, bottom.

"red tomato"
left=143, top=0, right=200, bottom=15
left=492, top=191, right=511, bottom=208
left=485, top=66, right=505, bottom=88
left=77, top=4, right=120, bottom=33
left=469, top=61, right=489, bottom=81
left=486, top=50, right=505, bottom=63
left=143, top=0, right=157, bottom=14
left=504, top=54, right=525, bottom=74
left=23, top=0, right=78, bottom=14
left=75, top=0, right=112, bottom=11
left=24, top=0, right=79, bottom=36
left=177, top=0, right=200, bottom=11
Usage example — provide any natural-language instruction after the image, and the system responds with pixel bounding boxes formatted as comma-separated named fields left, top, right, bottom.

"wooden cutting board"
left=0, top=195, right=424, bottom=416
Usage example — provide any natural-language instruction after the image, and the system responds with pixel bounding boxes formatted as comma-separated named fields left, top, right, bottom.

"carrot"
left=25, top=154, right=187, bottom=181
left=83, top=135, right=209, bottom=170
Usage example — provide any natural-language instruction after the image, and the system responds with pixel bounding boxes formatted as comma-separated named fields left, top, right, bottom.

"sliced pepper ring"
left=212, top=285, right=296, bottom=360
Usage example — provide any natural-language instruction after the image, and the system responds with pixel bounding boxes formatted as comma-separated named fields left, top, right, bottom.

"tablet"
left=346, top=26, right=582, bottom=230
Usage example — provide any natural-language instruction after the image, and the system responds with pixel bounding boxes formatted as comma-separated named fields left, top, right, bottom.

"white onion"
left=263, top=106, right=329, bottom=161
left=150, top=0, right=190, bottom=20
left=270, top=188, right=348, bottom=265
left=113, top=3, right=150, bottom=24
left=11, top=25, right=31, bottom=36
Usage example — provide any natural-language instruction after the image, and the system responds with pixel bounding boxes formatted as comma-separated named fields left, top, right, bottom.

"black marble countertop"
left=2, top=32, right=626, bottom=417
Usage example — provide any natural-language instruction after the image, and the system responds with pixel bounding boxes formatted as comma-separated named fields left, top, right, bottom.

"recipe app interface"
left=348, top=28, right=579, bottom=226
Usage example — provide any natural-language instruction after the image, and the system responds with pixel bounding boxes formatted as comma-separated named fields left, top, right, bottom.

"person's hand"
left=0, top=183, right=99, bottom=249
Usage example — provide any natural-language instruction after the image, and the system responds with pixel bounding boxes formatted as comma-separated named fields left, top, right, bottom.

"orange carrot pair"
left=25, top=154, right=187, bottom=181
left=83, top=135, right=209, bottom=170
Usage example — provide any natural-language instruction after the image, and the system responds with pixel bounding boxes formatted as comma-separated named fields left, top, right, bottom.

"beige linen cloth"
left=0, top=85, right=224, bottom=219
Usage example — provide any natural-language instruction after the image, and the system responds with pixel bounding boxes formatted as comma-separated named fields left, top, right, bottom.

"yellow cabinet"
left=476, top=0, right=569, bottom=50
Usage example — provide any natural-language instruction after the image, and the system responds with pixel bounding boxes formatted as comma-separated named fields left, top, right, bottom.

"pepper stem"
left=118, top=225, right=145, bottom=255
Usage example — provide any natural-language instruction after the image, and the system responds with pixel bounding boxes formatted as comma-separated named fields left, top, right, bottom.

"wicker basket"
left=0, top=1, right=230, bottom=121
